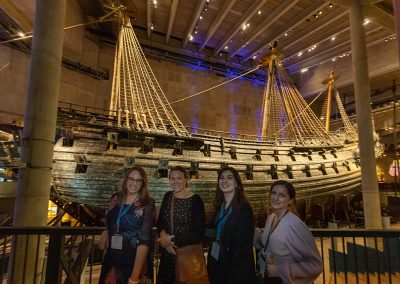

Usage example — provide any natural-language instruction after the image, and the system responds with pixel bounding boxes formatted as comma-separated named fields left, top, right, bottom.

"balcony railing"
left=0, top=227, right=399, bottom=283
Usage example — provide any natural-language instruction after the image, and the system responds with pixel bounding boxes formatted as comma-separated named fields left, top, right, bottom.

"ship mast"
left=325, top=71, right=335, bottom=132
left=261, top=42, right=278, bottom=139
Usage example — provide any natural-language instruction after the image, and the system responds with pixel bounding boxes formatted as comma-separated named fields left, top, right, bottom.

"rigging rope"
left=168, top=65, right=261, bottom=105
left=272, top=90, right=325, bottom=137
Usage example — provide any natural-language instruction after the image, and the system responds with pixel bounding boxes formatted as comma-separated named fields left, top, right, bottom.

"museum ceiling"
left=0, top=0, right=398, bottom=98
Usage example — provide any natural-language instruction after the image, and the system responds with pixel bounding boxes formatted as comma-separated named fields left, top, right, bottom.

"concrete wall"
left=148, top=57, right=265, bottom=135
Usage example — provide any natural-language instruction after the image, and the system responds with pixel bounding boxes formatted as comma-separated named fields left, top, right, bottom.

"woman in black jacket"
left=207, top=166, right=256, bottom=284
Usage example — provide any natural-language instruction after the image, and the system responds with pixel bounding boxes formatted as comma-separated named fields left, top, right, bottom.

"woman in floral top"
left=99, top=166, right=155, bottom=284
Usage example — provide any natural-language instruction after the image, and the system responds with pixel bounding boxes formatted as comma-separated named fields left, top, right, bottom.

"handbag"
left=170, top=195, right=209, bottom=284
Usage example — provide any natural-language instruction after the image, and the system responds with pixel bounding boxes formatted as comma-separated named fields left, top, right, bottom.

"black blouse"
left=157, top=191, right=205, bottom=246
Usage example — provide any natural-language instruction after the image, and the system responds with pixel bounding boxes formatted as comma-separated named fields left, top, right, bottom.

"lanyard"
left=215, top=205, right=232, bottom=241
left=262, top=210, right=288, bottom=252
left=116, top=202, right=133, bottom=233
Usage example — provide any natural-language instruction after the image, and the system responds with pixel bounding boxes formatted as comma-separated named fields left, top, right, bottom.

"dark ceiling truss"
left=89, top=0, right=393, bottom=76
left=0, top=9, right=31, bottom=52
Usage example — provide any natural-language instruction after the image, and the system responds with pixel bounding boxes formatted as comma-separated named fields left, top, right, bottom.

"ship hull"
left=52, top=119, right=362, bottom=225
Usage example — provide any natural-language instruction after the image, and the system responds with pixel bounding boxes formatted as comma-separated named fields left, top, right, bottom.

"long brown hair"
left=118, top=166, right=150, bottom=206
left=269, top=180, right=299, bottom=216
left=213, top=166, right=248, bottom=209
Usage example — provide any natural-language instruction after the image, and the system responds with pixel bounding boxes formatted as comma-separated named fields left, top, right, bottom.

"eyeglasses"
left=127, top=177, right=143, bottom=183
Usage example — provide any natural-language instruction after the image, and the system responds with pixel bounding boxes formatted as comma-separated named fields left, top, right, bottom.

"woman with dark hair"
left=99, top=166, right=155, bottom=284
left=254, top=180, right=323, bottom=284
left=156, top=166, right=206, bottom=284
left=207, top=166, right=256, bottom=284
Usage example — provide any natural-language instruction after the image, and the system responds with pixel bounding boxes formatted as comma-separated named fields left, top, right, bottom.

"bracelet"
left=128, top=279, right=140, bottom=284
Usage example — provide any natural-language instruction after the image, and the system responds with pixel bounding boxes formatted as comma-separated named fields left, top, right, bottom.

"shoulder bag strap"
left=169, top=194, right=175, bottom=235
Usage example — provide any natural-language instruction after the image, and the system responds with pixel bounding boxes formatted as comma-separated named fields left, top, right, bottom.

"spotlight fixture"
left=329, top=3, right=333, bottom=8
left=301, top=68, right=308, bottom=73
left=258, top=10, right=262, bottom=15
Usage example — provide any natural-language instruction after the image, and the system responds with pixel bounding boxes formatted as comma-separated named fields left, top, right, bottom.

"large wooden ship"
left=1, top=16, right=365, bottom=226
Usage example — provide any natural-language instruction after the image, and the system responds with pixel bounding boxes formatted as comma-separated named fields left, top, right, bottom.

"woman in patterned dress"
left=156, top=166, right=206, bottom=284
left=99, top=166, right=155, bottom=284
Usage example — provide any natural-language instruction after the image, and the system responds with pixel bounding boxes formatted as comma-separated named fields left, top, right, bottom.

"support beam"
left=349, top=0, right=381, bottom=229
left=286, top=26, right=383, bottom=70
left=166, top=0, right=179, bottom=43
left=282, top=9, right=349, bottom=51
left=394, top=0, right=400, bottom=63
left=244, top=0, right=327, bottom=62
left=289, top=30, right=393, bottom=72
left=146, top=0, right=152, bottom=38
left=0, top=0, right=33, bottom=32
left=183, top=0, right=206, bottom=47
left=283, top=21, right=350, bottom=61
left=213, top=0, right=269, bottom=55
left=8, top=0, right=66, bottom=282
left=228, top=0, right=299, bottom=59
left=199, top=0, right=237, bottom=51
left=331, top=0, right=394, bottom=31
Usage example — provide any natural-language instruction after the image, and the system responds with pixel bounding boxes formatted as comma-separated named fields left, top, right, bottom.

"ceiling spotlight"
left=284, top=33, right=288, bottom=36
left=363, top=18, right=370, bottom=26
left=332, top=58, right=336, bottom=62
left=153, top=0, right=157, bottom=5
left=150, top=24, right=154, bottom=30
left=298, top=52, right=303, bottom=57
left=189, top=35, right=194, bottom=41
left=318, top=11, right=322, bottom=15
left=301, top=68, right=308, bottom=73
left=247, top=23, right=250, bottom=27
left=195, top=31, right=198, bottom=34
left=200, top=16, right=203, bottom=20
left=258, top=10, right=262, bottom=15
left=17, top=32, right=25, bottom=37
left=224, top=45, right=228, bottom=50
left=253, top=55, right=257, bottom=59
left=331, top=36, right=336, bottom=41
left=329, top=3, right=333, bottom=8
left=313, top=45, right=317, bottom=48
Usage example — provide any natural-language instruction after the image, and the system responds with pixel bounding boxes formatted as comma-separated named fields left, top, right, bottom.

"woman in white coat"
left=254, top=180, right=323, bottom=284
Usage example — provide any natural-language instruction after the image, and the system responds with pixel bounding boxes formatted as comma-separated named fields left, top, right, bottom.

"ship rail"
left=57, top=101, right=347, bottom=146
left=0, top=226, right=399, bottom=283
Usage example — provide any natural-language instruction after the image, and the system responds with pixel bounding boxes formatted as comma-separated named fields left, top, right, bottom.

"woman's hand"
left=157, top=231, right=174, bottom=248
left=99, top=230, right=109, bottom=250
left=266, top=262, right=278, bottom=277
left=165, top=245, right=176, bottom=255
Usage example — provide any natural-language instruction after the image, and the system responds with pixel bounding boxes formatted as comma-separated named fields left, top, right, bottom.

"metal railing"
left=0, top=227, right=399, bottom=283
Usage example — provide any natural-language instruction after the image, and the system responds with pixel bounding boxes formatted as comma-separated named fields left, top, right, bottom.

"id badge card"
left=111, top=234, right=123, bottom=250
left=258, top=254, right=266, bottom=277
left=211, top=241, right=221, bottom=261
